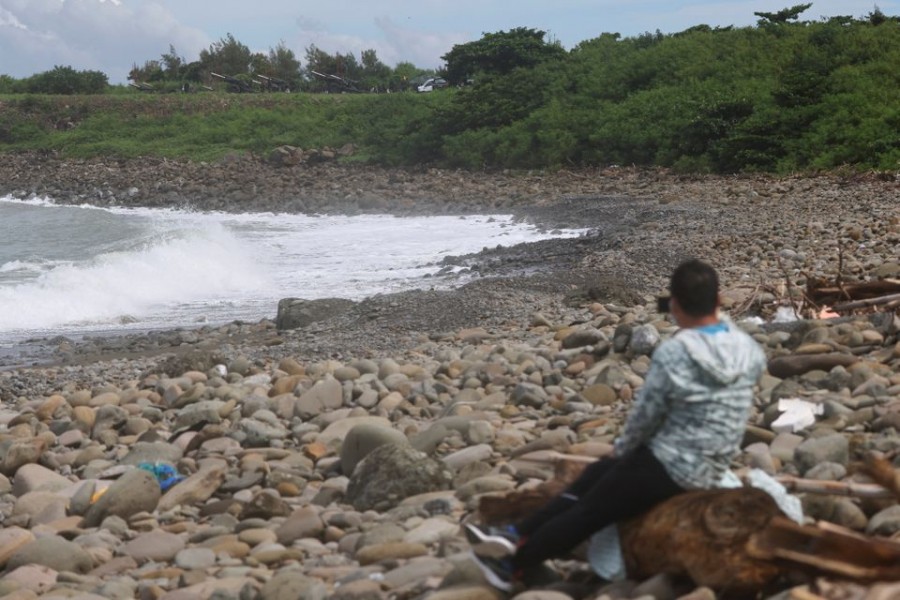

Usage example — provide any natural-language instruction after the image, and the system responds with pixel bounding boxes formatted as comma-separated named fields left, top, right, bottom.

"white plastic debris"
left=745, top=469, right=804, bottom=524
left=740, top=316, right=765, bottom=326
left=773, top=305, right=800, bottom=323
left=771, top=398, right=824, bottom=433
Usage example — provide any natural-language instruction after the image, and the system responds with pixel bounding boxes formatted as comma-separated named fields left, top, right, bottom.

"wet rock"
left=276, top=298, right=356, bottom=330
left=629, top=324, right=661, bottom=356
left=793, top=434, right=849, bottom=474
left=561, top=328, right=605, bottom=349
left=13, top=491, right=68, bottom=526
left=157, top=459, right=227, bottom=512
left=276, top=507, right=324, bottom=545
left=340, top=423, right=409, bottom=475
left=11, top=463, right=71, bottom=496
left=259, top=569, right=327, bottom=600
left=345, top=444, right=453, bottom=511
left=295, top=377, right=344, bottom=420
left=174, top=547, right=216, bottom=570
left=123, top=530, right=186, bottom=563
left=3, top=564, right=58, bottom=594
left=120, top=441, right=183, bottom=466
left=1, top=438, right=47, bottom=476
left=7, top=535, right=93, bottom=574
left=0, top=527, right=35, bottom=568
left=81, top=468, right=161, bottom=528
left=356, top=541, right=428, bottom=565
left=867, top=505, right=900, bottom=537
left=767, top=353, right=858, bottom=379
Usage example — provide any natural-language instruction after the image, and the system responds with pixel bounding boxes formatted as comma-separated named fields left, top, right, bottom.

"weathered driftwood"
left=510, top=451, right=896, bottom=499
left=833, top=292, right=900, bottom=312
left=775, top=475, right=895, bottom=499
left=620, top=487, right=786, bottom=597
left=478, top=453, right=900, bottom=597
left=808, top=278, right=900, bottom=307
left=747, top=518, right=900, bottom=582
left=767, top=353, right=860, bottom=379
left=860, top=455, right=900, bottom=501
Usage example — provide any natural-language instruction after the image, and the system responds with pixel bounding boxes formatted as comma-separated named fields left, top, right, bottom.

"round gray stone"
left=340, top=423, right=409, bottom=475
left=7, top=535, right=93, bottom=573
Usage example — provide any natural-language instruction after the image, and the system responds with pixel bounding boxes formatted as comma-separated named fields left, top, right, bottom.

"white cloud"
left=284, top=15, right=467, bottom=69
left=1, top=0, right=898, bottom=84
left=0, top=0, right=208, bottom=82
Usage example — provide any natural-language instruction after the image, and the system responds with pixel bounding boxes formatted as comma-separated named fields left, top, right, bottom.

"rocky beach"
left=0, top=154, right=899, bottom=600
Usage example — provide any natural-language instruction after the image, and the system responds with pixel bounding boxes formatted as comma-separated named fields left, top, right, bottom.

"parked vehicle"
left=417, top=77, right=448, bottom=92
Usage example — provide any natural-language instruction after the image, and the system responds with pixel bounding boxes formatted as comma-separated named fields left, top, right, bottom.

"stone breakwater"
left=0, top=156, right=899, bottom=599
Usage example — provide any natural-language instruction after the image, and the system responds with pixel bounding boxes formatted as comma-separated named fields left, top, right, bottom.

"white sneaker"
left=463, top=523, right=518, bottom=558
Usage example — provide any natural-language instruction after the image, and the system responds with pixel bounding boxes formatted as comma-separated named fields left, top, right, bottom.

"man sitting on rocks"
left=466, top=258, right=767, bottom=592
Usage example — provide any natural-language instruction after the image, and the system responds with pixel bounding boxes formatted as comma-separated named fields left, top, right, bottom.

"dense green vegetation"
left=2, top=6, right=900, bottom=173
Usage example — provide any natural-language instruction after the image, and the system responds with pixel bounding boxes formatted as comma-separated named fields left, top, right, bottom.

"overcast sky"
left=1, top=0, right=895, bottom=83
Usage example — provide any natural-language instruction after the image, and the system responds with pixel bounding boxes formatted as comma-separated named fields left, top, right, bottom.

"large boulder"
left=275, top=298, right=356, bottom=331
left=345, top=444, right=453, bottom=512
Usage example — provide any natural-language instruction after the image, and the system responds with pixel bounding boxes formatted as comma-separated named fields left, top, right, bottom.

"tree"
left=866, top=6, right=892, bottom=25
left=128, top=60, right=164, bottom=83
left=199, top=33, right=252, bottom=76
left=441, top=27, right=566, bottom=84
left=0, top=74, right=20, bottom=93
left=754, top=4, right=813, bottom=25
left=160, top=45, right=185, bottom=78
left=391, top=61, right=426, bottom=91
left=24, top=66, right=108, bottom=94
left=358, top=49, right=391, bottom=91
left=266, top=42, right=301, bottom=85
left=302, top=45, right=362, bottom=91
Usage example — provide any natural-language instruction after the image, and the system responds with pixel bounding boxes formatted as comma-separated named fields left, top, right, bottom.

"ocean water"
left=0, top=196, right=586, bottom=346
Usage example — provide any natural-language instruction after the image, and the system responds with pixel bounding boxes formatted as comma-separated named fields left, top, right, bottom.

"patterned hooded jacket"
left=613, top=317, right=766, bottom=489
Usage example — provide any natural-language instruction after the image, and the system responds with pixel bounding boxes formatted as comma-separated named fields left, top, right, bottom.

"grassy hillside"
left=0, top=92, right=448, bottom=164
left=3, top=13, right=900, bottom=174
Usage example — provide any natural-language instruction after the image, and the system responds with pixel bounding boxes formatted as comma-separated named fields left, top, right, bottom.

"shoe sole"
left=463, top=523, right=517, bottom=558
left=469, top=549, right=513, bottom=592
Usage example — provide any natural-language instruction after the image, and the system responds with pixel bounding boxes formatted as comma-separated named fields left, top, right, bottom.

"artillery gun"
left=309, top=70, right=361, bottom=93
left=255, top=74, right=290, bottom=92
left=210, top=72, right=254, bottom=93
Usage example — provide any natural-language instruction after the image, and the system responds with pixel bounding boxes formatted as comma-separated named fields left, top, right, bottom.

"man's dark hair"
left=669, top=259, right=719, bottom=317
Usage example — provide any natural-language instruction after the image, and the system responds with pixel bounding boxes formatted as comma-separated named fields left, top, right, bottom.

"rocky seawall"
left=0, top=155, right=899, bottom=599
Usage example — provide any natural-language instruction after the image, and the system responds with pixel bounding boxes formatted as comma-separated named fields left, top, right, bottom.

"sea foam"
left=0, top=224, right=268, bottom=333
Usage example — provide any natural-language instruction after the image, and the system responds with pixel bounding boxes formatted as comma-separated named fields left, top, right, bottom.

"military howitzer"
left=310, top=70, right=361, bottom=93
left=128, top=82, right=155, bottom=92
left=255, top=74, right=290, bottom=92
left=210, top=72, right=254, bottom=93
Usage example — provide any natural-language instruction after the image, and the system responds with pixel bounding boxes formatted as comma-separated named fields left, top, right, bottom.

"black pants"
left=512, top=445, right=684, bottom=572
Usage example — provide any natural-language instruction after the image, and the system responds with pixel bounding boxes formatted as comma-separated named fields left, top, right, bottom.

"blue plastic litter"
left=138, top=462, right=185, bottom=491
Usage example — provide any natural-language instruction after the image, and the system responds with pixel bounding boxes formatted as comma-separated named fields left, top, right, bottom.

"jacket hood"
left=676, top=317, right=764, bottom=386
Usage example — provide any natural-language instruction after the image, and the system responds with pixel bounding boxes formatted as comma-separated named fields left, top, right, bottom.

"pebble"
left=124, top=530, right=186, bottom=562
left=7, top=535, right=93, bottom=573
left=0, top=172, right=898, bottom=599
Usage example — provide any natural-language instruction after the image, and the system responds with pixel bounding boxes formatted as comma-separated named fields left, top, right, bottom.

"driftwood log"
left=477, top=456, right=900, bottom=598
left=807, top=278, right=900, bottom=309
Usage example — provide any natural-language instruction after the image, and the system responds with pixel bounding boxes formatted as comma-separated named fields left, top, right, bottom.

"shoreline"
left=1, top=157, right=897, bottom=376
left=0, top=156, right=898, bottom=598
